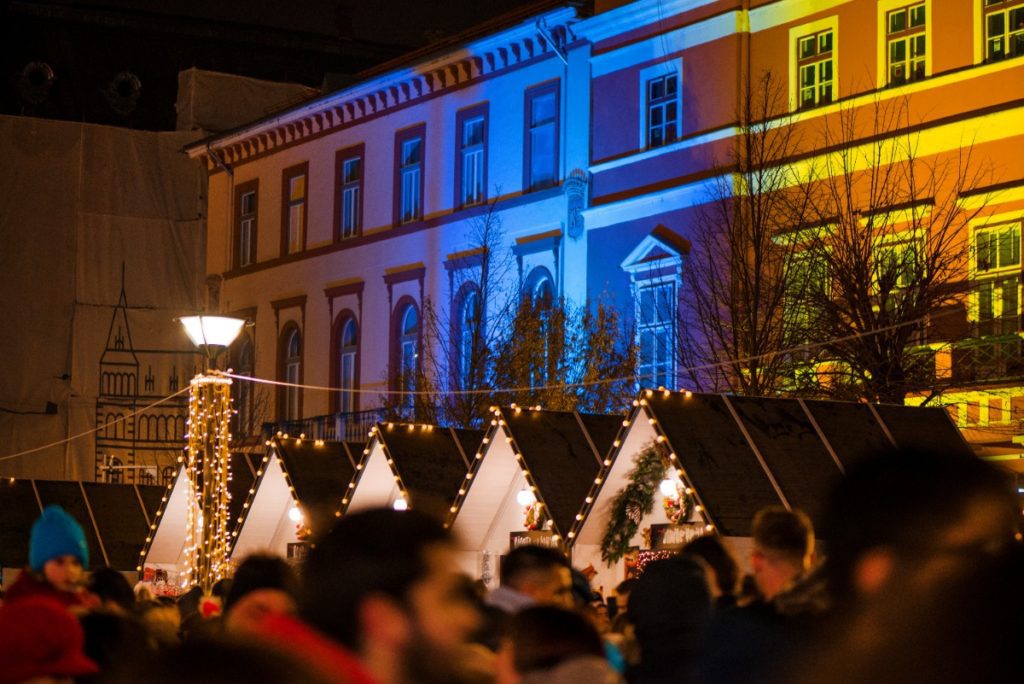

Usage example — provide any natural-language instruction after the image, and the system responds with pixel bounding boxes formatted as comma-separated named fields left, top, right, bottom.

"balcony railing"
left=951, top=316, right=1024, bottom=383
left=264, top=408, right=389, bottom=443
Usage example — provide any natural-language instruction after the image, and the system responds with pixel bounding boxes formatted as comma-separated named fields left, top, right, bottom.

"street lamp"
left=178, top=314, right=248, bottom=592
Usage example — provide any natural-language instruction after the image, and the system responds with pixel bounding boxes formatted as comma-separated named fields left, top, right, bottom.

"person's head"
left=224, top=554, right=299, bottom=635
left=613, top=578, right=636, bottom=613
left=822, top=447, right=1019, bottom=602
left=29, top=505, right=89, bottom=591
left=87, top=567, right=135, bottom=613
left=300, top=508, right=481, bottom=681
left=750, top=506, right=815, bottom=600
left=683, top=534, right=739, bottom=599
left=499, top=546, right=573, bottom=608
left=506, top=605, right=604, bottom=675
left=0, top=597, right=98, bottom=684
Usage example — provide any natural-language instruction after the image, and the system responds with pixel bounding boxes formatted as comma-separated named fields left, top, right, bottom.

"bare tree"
left=797, top=96, right=992, bottom=403
left=678, top=71, right=812, bottom=395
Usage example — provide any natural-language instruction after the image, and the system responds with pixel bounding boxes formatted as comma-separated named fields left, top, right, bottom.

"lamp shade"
left=179, top=315, right=247, bottom=350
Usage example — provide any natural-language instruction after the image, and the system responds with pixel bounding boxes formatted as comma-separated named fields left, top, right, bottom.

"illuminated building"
left=190, top=0, right=1024, bottom=456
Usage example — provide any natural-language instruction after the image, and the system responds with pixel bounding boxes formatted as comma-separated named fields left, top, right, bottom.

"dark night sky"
left=93, top=0, right=552, bottom=49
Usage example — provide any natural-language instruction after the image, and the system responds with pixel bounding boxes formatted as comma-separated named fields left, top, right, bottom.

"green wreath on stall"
left=600, top=444, right=667, bottom=564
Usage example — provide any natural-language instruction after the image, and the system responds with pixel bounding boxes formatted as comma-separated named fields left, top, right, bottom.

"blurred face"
left=43, top=555, right=83, bottom=591
left=407, top=544, right=481, bottom=650
left=225, top=589, right=297, bottom=636
left=521, top=566, right=574, bottom=609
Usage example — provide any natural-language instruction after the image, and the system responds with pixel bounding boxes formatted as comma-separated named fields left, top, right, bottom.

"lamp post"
left=178, top=314, right=248, bottom=592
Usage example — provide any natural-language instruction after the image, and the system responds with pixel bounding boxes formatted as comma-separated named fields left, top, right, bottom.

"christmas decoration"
left=600, top=444, right=666, bottom=564
left=182, top=374, right=234, bottom=592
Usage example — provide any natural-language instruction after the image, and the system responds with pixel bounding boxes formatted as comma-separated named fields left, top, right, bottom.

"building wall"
left=196, top=0, right=1024, bottom=437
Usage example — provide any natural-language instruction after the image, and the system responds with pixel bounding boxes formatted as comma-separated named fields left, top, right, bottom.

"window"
left=339, top=317, right=358, bottom=413
left=984, top=0, right=1024, bottom=62
left=341, top=157, right=361, bottom=239
left=396, top=303, right=419, bottom=408
left=458, top=109, right=487, bottom=207
left=458, top=288, right=481, bottom=385
left=525, top=83, right=559, bottom=191
left=524, top=268, right=556, bottom=388
left=235, top=181, right=258, bottom=268
left=637, top=281, right=675, bottom=389
left=282, top=164, right=308, bottom=255
left=107, top=457, right=123, bottom=484
left=281, top=328, right=302, bottom=420
left=786, top=252, right=830, bottom=338
left=975, top=222, right=1021, bottom=335
left=232, top=336, right=254, bottom=436
left=646, top=73, right=679, bottom=148
left=796, top=29, right=835, bottom=109
left=886, top=3, right=927, bottom=84
left=874, top=238, right=923, bottom=290
left=161, top=465, right=176, bottom=486
left=395, top=127, right=425, bottom=225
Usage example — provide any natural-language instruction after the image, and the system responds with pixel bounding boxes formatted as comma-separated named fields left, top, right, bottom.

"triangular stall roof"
left=572, top=391, right=964, bottom=591
left=447, top=407, right=619, bottom=586
left=342, top=423, right=480, bottom=522
left=230, top=439, right=359, bottom=562
left=142, top=451, right=261, bottom=578
left=0, top=478, right=161, bottom=579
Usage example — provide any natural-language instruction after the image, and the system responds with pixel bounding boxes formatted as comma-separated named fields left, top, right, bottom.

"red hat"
left=0, top=597, right=98, bottom=684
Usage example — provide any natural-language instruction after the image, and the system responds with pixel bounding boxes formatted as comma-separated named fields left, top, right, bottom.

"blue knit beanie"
left=29, top=505, right=89, bottom=572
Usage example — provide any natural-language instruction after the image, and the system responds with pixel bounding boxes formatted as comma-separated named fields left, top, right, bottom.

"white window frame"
left=400, top=138, right=423, bottom=224
left=788, top=16, right=839, bottom=111
left=285, top=330, right=301, bottom=420
left=526, top=88, right=558, bottom=190
left=339, top=318, right=358, bottom=413
left=461, top=116, right=485, bottom=207
left=971, top=219, right=1022, bottom=333
left=878, top=1, right=930, bottom=87
left=980, top=0, right=1024, bottom=63
left=239, top=190, right=256, bottom=267
left=341, top=156, right=361, bottom=239
left=287, top=174, right=305, bottom=254
left=398, top=305, right=419, bottom=408
left=638, top=61, right=683, bottom=150
left=635, top=277, right=677, bottom=390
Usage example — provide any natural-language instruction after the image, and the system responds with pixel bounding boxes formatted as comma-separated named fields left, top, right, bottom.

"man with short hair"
left=485, top=545, right=574, bottom=614
left=258, top=508, right=482, bottom=684
left=750, top=507, right=815, bottom=601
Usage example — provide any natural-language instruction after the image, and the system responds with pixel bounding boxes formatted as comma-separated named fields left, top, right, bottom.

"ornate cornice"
left=186, top=6, right=581, bottom=167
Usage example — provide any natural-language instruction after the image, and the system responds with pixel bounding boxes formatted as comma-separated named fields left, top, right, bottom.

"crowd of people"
left=1, top=445, right=1021, bottom=684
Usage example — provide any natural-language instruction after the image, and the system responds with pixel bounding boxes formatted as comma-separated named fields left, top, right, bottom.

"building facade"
left=191, top=0, right=1024, bottom=448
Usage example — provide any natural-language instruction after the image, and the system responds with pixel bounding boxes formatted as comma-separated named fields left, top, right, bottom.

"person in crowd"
left=79, top=609, right=155, bottom=683
left=701, top=507, right=818, bottom=684
left=485, top=545, right=573, bottom=615
left=223, top=553, right=300, bottom=636
left=135, top=598, right=181, bottom=650
left=609, top=578, right=636, bottom=623
left=789, top=447, right=1022, bottom=684
left=87, top=567, right=136, bottom=614
left=143, top=635, right=329, bottom=684
left=749, top=507, right=815, bottom=602
left=497, top=605, right=622, bottom=684
left=4, top=505, right=98, bottom=611
left=625, top=554, right=712, bottom=684
left=683, top=534, right=740, bottom=609
left=256, top=507, right=484, bottom=684
left=0, top=596, right=98, bottom=683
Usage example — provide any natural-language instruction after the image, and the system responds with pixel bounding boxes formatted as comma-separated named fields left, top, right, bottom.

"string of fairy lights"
left=3, top=303, right=1020, bottom=467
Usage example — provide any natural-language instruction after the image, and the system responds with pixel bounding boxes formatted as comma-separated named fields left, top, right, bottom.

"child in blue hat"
left=5, top=505, right=98, bottom=610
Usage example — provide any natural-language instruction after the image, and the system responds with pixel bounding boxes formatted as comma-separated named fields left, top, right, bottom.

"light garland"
left=183, top=374, right=234, bottom=592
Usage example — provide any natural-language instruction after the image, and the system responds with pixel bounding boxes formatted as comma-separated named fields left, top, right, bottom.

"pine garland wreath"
left=600, top=444, right=667, bottom=564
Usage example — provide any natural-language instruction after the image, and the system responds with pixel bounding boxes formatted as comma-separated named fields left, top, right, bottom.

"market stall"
left=447, top=406, right=620, bottom=588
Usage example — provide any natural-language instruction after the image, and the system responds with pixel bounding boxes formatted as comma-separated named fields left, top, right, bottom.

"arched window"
left=523, top=268, right=556, bottom=388
left=396, top=303, right=419, bottom=408
left=458, top=288, right=481, bottom=386
left=338, top=317, right=358, bottom=413
left=279, top=327, right=302, bottom=421
left=161, top=465, right=176, bottom=486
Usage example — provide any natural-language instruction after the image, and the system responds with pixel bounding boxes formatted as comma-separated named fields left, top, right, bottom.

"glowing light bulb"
left=393, top=497, right=408, bottom=511
left=659, top=479, right=678, bottom=497
left=288, top=506, right=303, bottom=523
left=516, top=488, right=537, bottom=506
